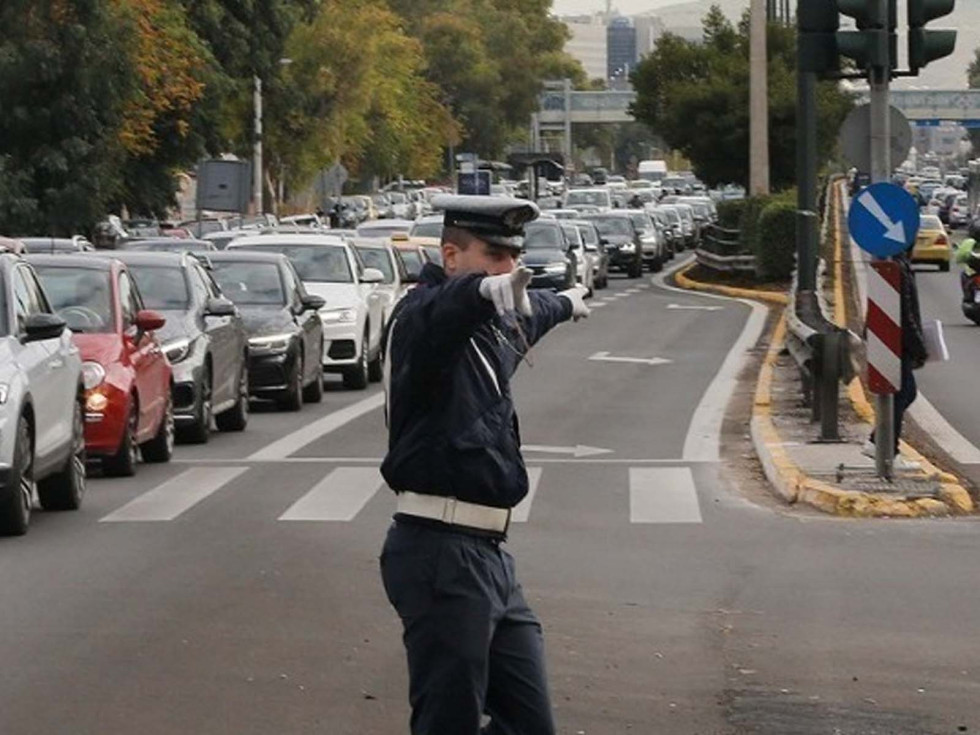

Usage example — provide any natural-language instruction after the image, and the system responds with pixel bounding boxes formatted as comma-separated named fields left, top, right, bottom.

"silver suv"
left=0, top=255, right=85, bottom=536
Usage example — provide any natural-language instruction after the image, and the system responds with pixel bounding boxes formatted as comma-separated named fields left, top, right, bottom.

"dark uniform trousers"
left=380, top=520, right=556, bottom=735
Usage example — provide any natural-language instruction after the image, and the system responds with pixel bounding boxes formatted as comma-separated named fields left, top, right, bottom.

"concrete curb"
left=674, top=262, right=789, bottom=305
left=677, top=244, right=973, bottom=518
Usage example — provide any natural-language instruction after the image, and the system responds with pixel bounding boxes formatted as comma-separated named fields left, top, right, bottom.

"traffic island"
left=675, top=253, right=974, bottom=518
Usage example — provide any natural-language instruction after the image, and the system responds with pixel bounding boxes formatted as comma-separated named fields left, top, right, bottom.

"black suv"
left=581, top=212, right=644, bottom=278
left=521, top=220, right=575, bottom=291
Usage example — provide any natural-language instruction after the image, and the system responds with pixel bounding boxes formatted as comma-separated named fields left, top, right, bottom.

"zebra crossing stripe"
left=279, top=467, right=385, bottom=521
left=629, top=467, right=702, bottom=524
left=100, top=467, right=248, bottom=522
left=510, top=467, right=542, bottom=523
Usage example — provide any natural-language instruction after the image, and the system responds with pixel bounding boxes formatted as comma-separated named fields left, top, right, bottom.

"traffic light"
left=798, top=0, right=840, bottom=75
left=908, top=0, right=956, bottom=72
left=835, top=0, right=896, bottom=73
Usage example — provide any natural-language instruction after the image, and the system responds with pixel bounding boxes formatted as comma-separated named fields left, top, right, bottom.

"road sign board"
left=839, top=104, right=913, bottom=172
left=848, top=183, right=920, bottom=258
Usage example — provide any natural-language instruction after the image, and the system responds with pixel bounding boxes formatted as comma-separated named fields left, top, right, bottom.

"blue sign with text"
left=848, top=182, right=920, bottom=258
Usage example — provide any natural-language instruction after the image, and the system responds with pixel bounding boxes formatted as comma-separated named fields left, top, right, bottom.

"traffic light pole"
left=869, top=0, right=894, bottom=480
left=796, top=67, right=818, bottom=293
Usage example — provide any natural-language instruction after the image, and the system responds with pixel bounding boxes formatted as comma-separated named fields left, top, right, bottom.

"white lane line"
left=590, top=302, right=608, bottom=308
left=651, top=257, right=767, bottom=462
left=511, top=467, right=542, bottom=523
left=629, top=467, right=702, bottom=523
left=100, top=467, right=248, bottom=522
left=279, top=467, right=385, bottom=521
left=249, top=392, right=385, bottom=460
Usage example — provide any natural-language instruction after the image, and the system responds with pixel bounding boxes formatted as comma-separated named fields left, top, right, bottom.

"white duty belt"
left=397, top=491, right=511, bottom=534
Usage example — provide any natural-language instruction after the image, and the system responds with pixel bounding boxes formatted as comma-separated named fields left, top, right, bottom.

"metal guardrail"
left=784, top=177, right=853, bottom=442
left=696, top=223, right=756, bottom=272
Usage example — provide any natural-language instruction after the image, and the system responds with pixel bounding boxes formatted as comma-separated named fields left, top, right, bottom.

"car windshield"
left=565, top=190, right=610, bottom=207
left=124, top=241, right=212, bottom=253
left=33, top=267, right=114, bottom=333
left=659, top=208, right=681, bottom=224
left=396, top=248, right=424, bottom=278
left=524, top=224, right=562, bottom=249
left=410, top=221, right=444, bottom=239
left=355, top=247, right=395, bottom=283
left=920, top=215, right=943, bottom=230
left=561, top=226, right=582, bottom=246
left=590, top=217, right=633, bottom=236
left=389, top=192, right=407, bottom=204
left=630, top=213, right=652, bottom=230
left=422, top=246, right=443, bottom=265
left=233, top=244, right=353, bottom=283
left=126, top=265, right=190, bottom=311
left=357, top=224, right=412, bottom=239
left=578, top=226, right=598, bottom=246
left=211, top=262, right=285, bottom=305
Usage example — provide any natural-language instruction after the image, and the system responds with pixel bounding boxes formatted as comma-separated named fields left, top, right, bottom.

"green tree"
left=630, top=5, right=854, bottom=189
left=0, top=0, right=136, bottom=235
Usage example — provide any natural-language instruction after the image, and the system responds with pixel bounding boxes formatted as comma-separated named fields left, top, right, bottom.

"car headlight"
left=249, top=333, right=292, bottom=353
left=0, top=384, right=8, bottom=404
left=164, top=337, right=192, bottom=364
left=319, top=307, right=358, bottom=324
left=82, top=361, right=105, bottom=390
left=621, top=243, right=636, bottom=253
left=544, top=262, right=567, bottom=274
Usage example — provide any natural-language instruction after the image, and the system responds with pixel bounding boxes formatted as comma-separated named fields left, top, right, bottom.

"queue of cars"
left=0, top=225, right=425, bottom=536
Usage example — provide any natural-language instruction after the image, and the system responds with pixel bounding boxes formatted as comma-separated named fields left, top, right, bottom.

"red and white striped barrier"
left=866, top=261, right=902, bottom=394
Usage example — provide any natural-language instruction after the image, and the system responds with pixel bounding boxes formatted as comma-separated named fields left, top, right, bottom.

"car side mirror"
left=360, top=267, right=385, bottom=284
left=133, top=309, right=165, bottom=343
left=204, top=297, right=236, bottom=318
left=301, top=294, right=326, bottom=312
left=22, top=313, right=66, bottom=343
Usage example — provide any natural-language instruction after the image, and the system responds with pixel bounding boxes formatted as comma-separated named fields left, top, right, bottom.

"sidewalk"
left=677, top=182, right=974, bottom=518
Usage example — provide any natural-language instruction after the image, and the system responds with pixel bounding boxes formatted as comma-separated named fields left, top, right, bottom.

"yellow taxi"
left=912, top=214, right=951, bottom=272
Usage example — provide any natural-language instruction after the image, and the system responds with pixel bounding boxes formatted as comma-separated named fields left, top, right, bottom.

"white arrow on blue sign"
left=848, top=182, right=920, bottom=259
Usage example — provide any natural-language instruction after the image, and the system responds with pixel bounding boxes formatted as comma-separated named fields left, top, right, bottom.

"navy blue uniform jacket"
left=381, top=263, right=573, bottom=508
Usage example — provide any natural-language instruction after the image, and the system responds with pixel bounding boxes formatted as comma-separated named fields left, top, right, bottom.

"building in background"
left=607, top=17, right=637, bottom=82
left=563, top=14, right=608, bottom=81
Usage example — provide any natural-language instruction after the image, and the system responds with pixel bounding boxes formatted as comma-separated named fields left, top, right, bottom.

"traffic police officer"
left=380, top=194, right=589, bottom=735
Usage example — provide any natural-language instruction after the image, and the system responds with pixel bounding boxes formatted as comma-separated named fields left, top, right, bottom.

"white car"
left=352, top=241, right=409, bottom=323
left=227, top=234, right=386, bottom=390
left=563, top=188, right=613, bottom=212
left=0, top=255, right=85, bottom=536
left=559, top=222, right=595, bottom=294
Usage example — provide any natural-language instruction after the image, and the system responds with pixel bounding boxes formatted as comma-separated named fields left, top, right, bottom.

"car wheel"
left=216, top=363, right=249, bottom=432
left=940, top=261, right=950, bottom=272
left=343, top=334, right=369, bottom=390
left=629, top=261, right=642, bottom=279
left=651, top=256, right=664, bottom=273
left=0, top=415, right=33, bottom=536
left=179, top=367, right=211, bottom=444
left=103, top=400, right=139, bottom=477
left=279, top=351, right=304, bottom=411
left=303, top=352, right=324, bottom=403
left=141, top=396, right=174, bottom=463
left=38, top=395, right=86, bottom=512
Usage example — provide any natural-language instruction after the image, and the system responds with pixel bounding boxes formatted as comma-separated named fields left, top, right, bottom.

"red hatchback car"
left=28, top=255, right=174, bottom=476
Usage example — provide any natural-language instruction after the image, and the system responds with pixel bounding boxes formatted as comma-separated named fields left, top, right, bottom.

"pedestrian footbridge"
left=537, top=88, right=980, bottom=127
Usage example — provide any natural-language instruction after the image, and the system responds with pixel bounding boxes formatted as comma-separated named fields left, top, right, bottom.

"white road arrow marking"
left=857, top=189, right=906, bottom=243
left=667, top=303, right=724, bottom=311
left=522, top=444, right=613, bottom=457
left=589, top=351, right=672, bottom=366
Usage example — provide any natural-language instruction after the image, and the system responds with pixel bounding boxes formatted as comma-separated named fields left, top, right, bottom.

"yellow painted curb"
left=750, top=310, right=966, bottom=518
left=675, top=262, right=789, bottom=305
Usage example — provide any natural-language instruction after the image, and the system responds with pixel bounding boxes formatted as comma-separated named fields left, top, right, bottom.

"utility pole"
left=749, top=0, right=770, bottom=196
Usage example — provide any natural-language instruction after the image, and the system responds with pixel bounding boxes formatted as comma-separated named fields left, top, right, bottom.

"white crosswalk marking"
left=511, top=467, right=542, bottom=523
left=590, top=302, right=608, bottom=309
left=279, top=467, right=385, bottom=521
left=629, top=467, right=703, bottom=524
left=100, top=467, right=248, bottom=522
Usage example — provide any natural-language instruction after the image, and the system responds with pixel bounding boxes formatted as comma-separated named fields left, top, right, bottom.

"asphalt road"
left=2, top=261, right=980, bottom=735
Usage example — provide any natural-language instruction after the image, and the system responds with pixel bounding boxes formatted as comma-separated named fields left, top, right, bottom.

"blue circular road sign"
left=848, top=182, right=920, bottom=258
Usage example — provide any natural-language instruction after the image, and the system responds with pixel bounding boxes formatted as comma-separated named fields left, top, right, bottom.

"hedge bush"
left=755, top=197, right=797, bottom=281
left=716, top=199, right=748, bottom=231
left=737, top=195, right=773, bottom=255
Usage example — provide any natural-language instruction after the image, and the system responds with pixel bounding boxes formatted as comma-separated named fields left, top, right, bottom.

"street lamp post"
left=253, top=75, right=263, bottom=215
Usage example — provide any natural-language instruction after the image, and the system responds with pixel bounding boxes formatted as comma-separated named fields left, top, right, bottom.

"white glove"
left=479, top=267, right=533, bottom=317
left=558, top=284, right=590, bottom=321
